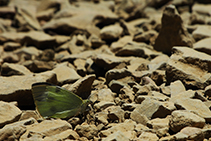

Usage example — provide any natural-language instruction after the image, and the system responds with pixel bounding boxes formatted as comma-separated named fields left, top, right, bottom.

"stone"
left=154, top=5, right=193, bottom=55
left=1, top=62, right=31, bottom=76
left=102, top=131, right=129, bottom=141
left=106, top=106, right=125, bottom=122
left=0, top=118, right=37, bottom=141
left=94, top=101, right=115, bottom=111
left=130, top=109, right=149, bottom=125
left=192, top=25, right=211, bottom=41
left=52, top=64, right=81, bottom=85
left=1, top=51, right=19, bottom=63
left=110, top=36, right=133, bottom=52
left=0, top=101, right=22, bottom=127
left=169, top=110, right=206, bottom=132
left=95, top=112, right=108, bottom=125
left=180, top=127, right=204, bottom=141
left=3, top=42, right=21, bottom=51
left=166, top=46, right=211, bottom=89
left=138, top=132, right=159, bottom=141
left=133, top=30, right=158, bottom=43
left=148, top=91, right=169, bottom=101
left=170, top=80, right=186, bottom=97
left=20, top=119, right=72, bottom=140
left=100, top=24, right=123, bottom=40
left=19, top=110, right=40, bottom=121
left=194, top=37, right=211, bottom=55
left=148, top=54, right=169, bottom=71
left=0, top=71, right=57, bottom=106
left=97, top=88, right=115, bottom=102
left=147, top=117, right=170, bottom=130
left=119, top=86, right=135, bottom=103
left=75, top=124, right=98, bottom=140
left=22, top=60, right=55, bottom=72
left=108, top=80, right=126, bottom=93
left=205, top=85, right=211, bottom=97
left=64, top=74, right=95, bottom=99
left=73, top=58, right=86, bottom=76
left=192, top=3, right=211, bottom=16
left=14, top=46, right=41, bottom=59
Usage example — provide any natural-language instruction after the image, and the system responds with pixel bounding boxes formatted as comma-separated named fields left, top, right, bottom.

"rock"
left=95, top=111, right=108, bottom=125
left=0, top=101, right=22, bottom=127
left=1, top=51, right=19, bottom=63
left=14, top=46, right=41, bottom=59
left=1, top=62, right=31, bottom=76
left=205, top=85, right=211, bottom=97
left=170, top=80, right=186, bottom=97
left=43, top=129, right=80, bottom=141
left=132, top=98, right=175, bottom=120
left=154, top=5, right=193, bottom=55
left=130, top=109, right=149, bottom=125
left=180, top=127, right=204, bottom=141
left=119, top=86, right=135, bottom=103
left=22, top=60, right=55, bottom=72
left=64, top=74, right=95, bottom=99
left=170, top=97, right=211, bottom=122
left=94, top=101, right=115, bottom=111
left=148, top=91, right=169, bottom=101
left=137, top=132, right=159, bottom=141
left=169, top=110, right=206, bottom=133
left=20, top=119, right=72, bottom=140
left=148, top=54, right=169, bottom=71
left=3, top=42, right=21, bottom=51
left=52, top=64, right=81, bottom=85
left=194, top=37, right=211, bottom=55
left=189, top=12, right=206, bottom=25
left=147, top=117, right=170, bottom=130
left=102, top=131, right=129, bottom=141
left=133, top=30, right=158, bottom=44
left=192, top=3, right=211, bottom=16
left=192, top=25, right=211, bottom=41
left=0, top=118, right=37, bottom=141
left=0, top=71, right=57, bottom=106
left=166, top=46, right=211, bottom=89
left=75, top=124, right=98, bottom=140
left=108, top=80, right=126, bottom=93
left=106, top=106, right=125, bottom=122
left=97, top=88, right=115, bottom=102
left=100, top=24, right=123, bottom=40
left=110, top=36, right=133, bottom=52
left=73, top=58, right=86, bottom=76
left=19, top=110, right=40, bottom=121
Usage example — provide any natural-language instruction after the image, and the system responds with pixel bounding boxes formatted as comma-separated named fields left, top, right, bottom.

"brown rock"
left=166, top=46, right=211, bottom=89
left=0, top=101, right=22, bottom=127
left=205, top=85, right=211, bottom=97
left=0, top=71, right=57, bottom=106
left=75, top=124, right=98, bottom=140
left=169, top=110, right=206, bottom=133
left=3, top=42, right=21, bottom=51
left=0, top=118, right=37, bottom=141
left=64, top=74, right=95, bottom=99
left=20, top=119, right=72, bottom=140
left=73, top=58, right=86, bottom=76
left=22, top=60, right=55, bottom=72
left=1, top=62, right=31, bottom=76
left=194, top=37, right=211, bottom=55
left=154, top=5, right=193, bottom=55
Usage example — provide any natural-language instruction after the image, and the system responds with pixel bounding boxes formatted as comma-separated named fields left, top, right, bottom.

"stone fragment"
left=192, top=25, right=211, bottom=41
left=53, top=64, right=81, bottom=85
left=138, top=132, right=159, bottom=141
left=73, top=58, right=86, bottom=76
left=0, top=71, right=57, bottom=106
left=75, top=124, right=98, bottom=140
left=96, top=88, right=116, bottom=102
left=94, top=101, right=115, bottom=111
left=205, top=85, right=211, bottom=97
left=130, top=109, right=149, bottom=125
left=108, top=80, right=126, bottom=93
left=102, top=131, right=129, bottom=141
left=180, top=127, right=204, bottom=141
left=0, top=118, right=37, bottom=141
left=94, top=112, right=108, bottom=125
left=170, top=80, right=186, bottom=97
left=0, top=101, right=22, bottom=127
left=110, top=36, right=133, bottom=52
left=64, top=74, right=95, bottom=99
left=147, top=117, right=170, bottom=130
left=106, top=106, right=125, bottom=122
left=192, top=3, right=211, bottom=16
left=22, top=60, right=55, bottom=72
left=166, top=47, right=211, bottom=89
left=169, top=110, right=205, bottom=132
left=194, top=37, right=211, bottom=55
left=3, top=42, right=21, bottom=51
left=154, top=5, right=193, bottom=55
left=1, top=62, right=31, bottom=76
left=19, top=110, right=40, bottom=121
left=20, top=119, right=72, bottom=140
left=100, top=24, right=123, bottom=40
left=148, top=54, right=169, bottom=71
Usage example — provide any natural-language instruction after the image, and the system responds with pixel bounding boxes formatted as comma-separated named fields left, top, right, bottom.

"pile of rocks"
left=0, top=0, right=211, bottom=140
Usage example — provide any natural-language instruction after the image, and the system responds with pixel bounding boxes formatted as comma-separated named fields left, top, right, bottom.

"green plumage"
left=32, top=82, right=90, bottom=119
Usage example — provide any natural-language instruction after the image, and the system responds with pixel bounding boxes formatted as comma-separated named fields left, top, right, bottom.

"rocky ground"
left=0, top=0, right=211, bottom=140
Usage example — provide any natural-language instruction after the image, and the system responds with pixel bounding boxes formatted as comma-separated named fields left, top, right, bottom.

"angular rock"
left=100, top=24, right=123, bottom=40
left=180, top=127, right=204, bottom=141
left=110, top=36, right=133, bottom=52
left=192, top=3, right=211, bottom=17
left=192, top=25, right=211, bottom=41
left=194, top=37, right=211, bottom=55
left=102, top=131, right=129, bottom=141
left=20, top=119, right=72, bottom=140
left=22, top=60, right=55, bottom=72
left=3, top=42, right=21, bottom=51
left=1, top=62, right=31, bottom=76
left=147, top=117, right=170, bottom=130
left=138, top=132, right=159, bottom=141
left=0, top=71, right=57, bottom=106
left=94, top=111, right=108, bottom=125
left=19, top=110, right=40, bottom=121
left=166, top=47, right=211, bottom=89
left=154, top=5, right=193, bottom=55
left=97, top=88, right=115, bottom=102
left=52, top=64, right=81, bottom=85
left=0, top=118, right=37, bottom=141
left=106, top=106, right=125, bottom=122
left=169, top=110, right=205, bottom=132
left=75, top=124, right=98, bottom=140
left=205, top=85, right=211, bottom=97
left=94, top=101, right=115, bottom=111
left=170, top=80, right=186, bottom=97
left=0, top=101, right=22, bottom=127
left=130, top=109, right=149, bottom=125
left=64, top=74, right=95, bottom=99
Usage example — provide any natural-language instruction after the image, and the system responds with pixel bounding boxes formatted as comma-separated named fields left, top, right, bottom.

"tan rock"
left=0, top=101, right=22, bottom=127
left=97, top=88, right=116, bottom=102
left=194, top=37, right=211, bottom=55
left=20, top=119, right=72, bottom=140
left=0, top=118, right=37, bottom=141
left=170, top=80, right=186, bottom=97
left=180, top=127, right=204, bottom=141
left=192, top=3, right=211, bottom=16
left=138, top=132, right=159, bottom=141
left=102, top=131, right=129, bottom=141
left=205, top=85, right=211, bottom=97
left=130, top=109, right=149, bottom=125
left=73, top=58, right=86, bottom=76
left=1, top=62, right=31, bottom=76
left=75, top=124, right=98, bottom=140
left=94, top=111, right=108, bottom=125
left=154, top=5, right=193, bottom=55
left=0, top=71, right=57, bottom=106
left=192, top=25, right=211, bottom=41
left=19, top=110, right=40, bottom=121
left=3, top=42, right=21, bottom=51
left=106, top=105, right=125, bottom=122
left=100, top=24, right=123, bottom=40
left=22, top=60, right=55, bottom=72
left=169, top=110, right=205, bottom=132
left=110, top=36, right=133, bottom=52
left=147, top=117, right=170, bottom=130
left=94, top=101, right=115, bottom=111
